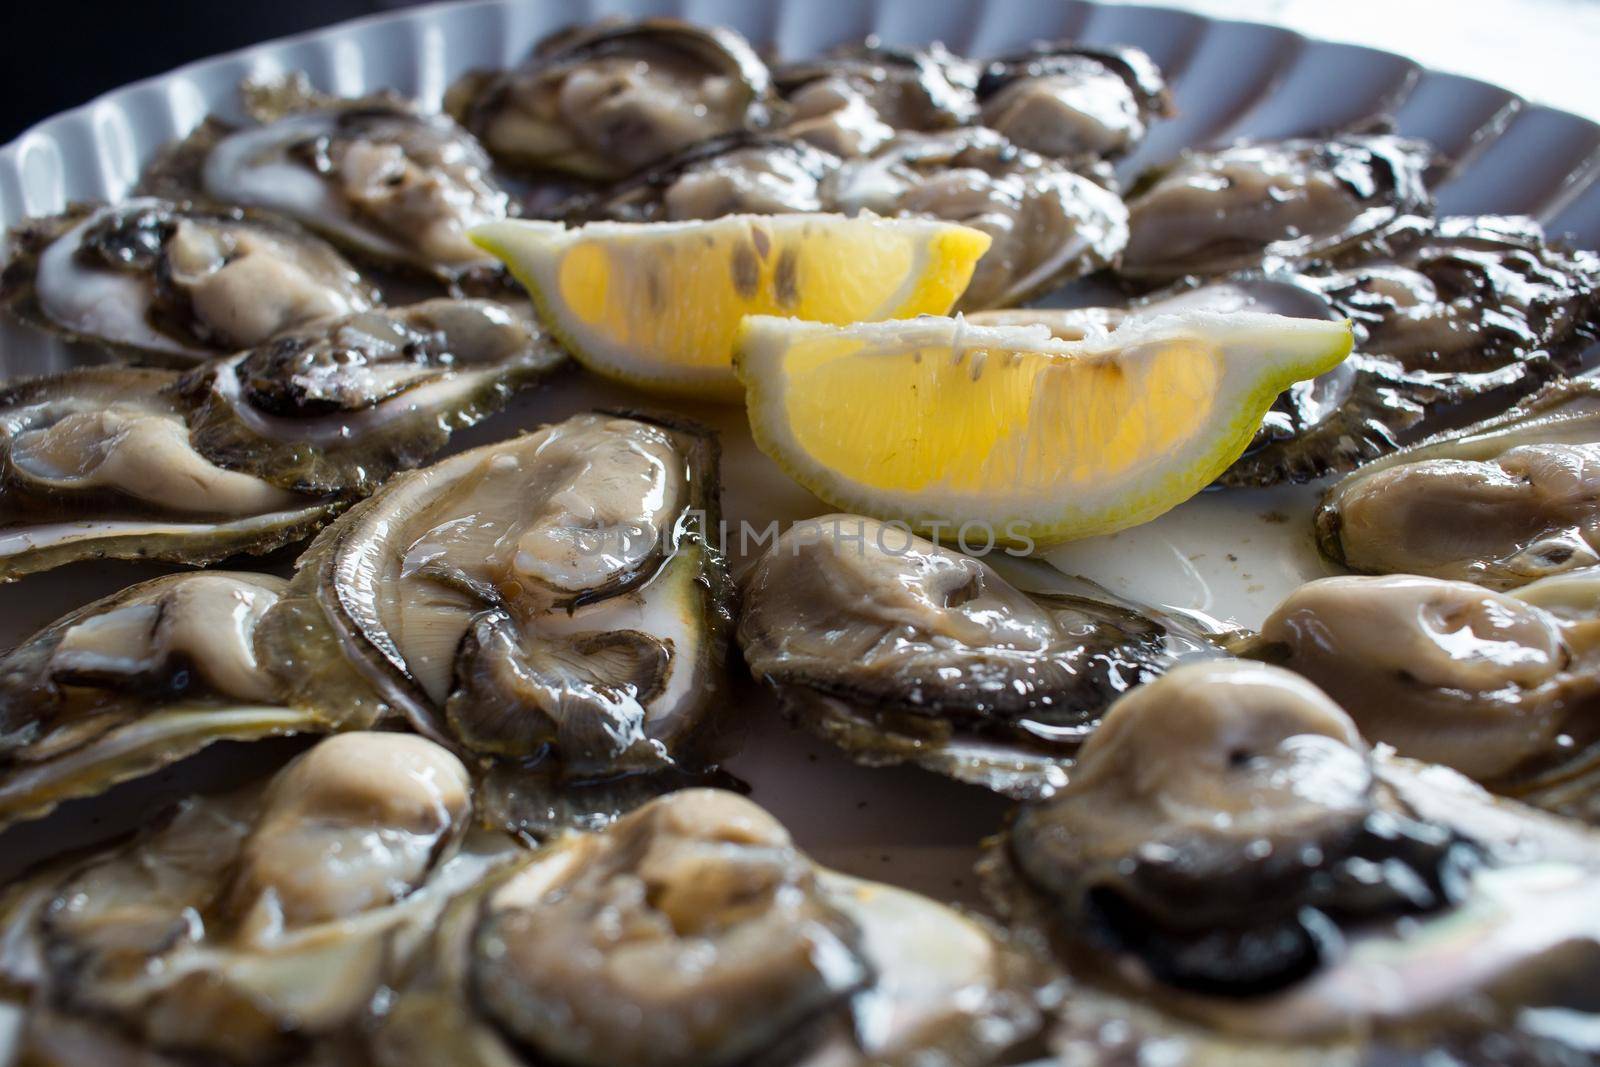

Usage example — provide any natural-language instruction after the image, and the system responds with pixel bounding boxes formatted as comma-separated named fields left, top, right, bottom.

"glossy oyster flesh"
left=976, top=41, right=1172, bottom=164
left=738, top=515, right=1222, bottom=798
left=0, top=367, right=339, bottom=582
left=1236, top=571, right=1600, bottom=823
left=262, top=412, right=733, bottom=835
left=986, top=659, right=1600, bottom=1064
left=1, top=198, right=377, bottom=363
left=180, top=298, right=566, bottom=495
left=1120, top=132, right=1437, bottom=283
left=0, top=733, right=515, bottom=1065
left=774, top=39, right=979, bottom=158
left=447, top=18, right=773, bottom=181
left=1316, top=378, right=1600, bottom=586
left=143, top=79, right=512, bottom=280
left=372, top=788, right=1041, bottom=1067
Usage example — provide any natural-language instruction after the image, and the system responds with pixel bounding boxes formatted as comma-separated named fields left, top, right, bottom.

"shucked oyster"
left=775, top=39, right=979, bottom=159
left=1, top=198, right=376, bottom=363
left=263, top=412, right=733, bottom=835
left=976, top=41, right=1172, bottom=165
left=447, top=18, right=774, bottom=181
left=372, top=788, right=1041, bottom=1067
left=986, top=659, right=1600, bottom=1065
left=1120, top=131, right=1437, bottom=284
left=0, top=571, right=341, bottom=829
left=738, top=515, right=1220, bottom=797
left=0, top=367, right=338, bottom=582
left=1316, top=378, right=1600, bottom=586
left=143, top=77, right=512, bottom=281
left=180, top=298, right=565, bottom=495
left=1235, top=571, right=1600, bottom=823
left=825, top=128, right=1129, bottom=309
left=1, top=733, right=516, bottom=1066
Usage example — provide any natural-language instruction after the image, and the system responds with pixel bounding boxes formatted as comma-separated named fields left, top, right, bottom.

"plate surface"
left=0, top=0, right=1597, bottom=906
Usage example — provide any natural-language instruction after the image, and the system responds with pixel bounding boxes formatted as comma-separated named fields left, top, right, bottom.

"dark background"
left=0, top=1, right=421, bottom=142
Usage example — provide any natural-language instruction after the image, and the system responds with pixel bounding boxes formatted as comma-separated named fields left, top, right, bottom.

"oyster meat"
left=0, top=733, right=516, bottom=1065
left=775, top=39, right=979, bottom=158
left=1316, top=378, right=1600, bottom=586
left=447, top=18, right=774, bottom=180
left=1236, top=571, right=1600, bottom=823
left=2, top=198, right=376, bottom=363
left=372, top=788, right=1041, bottom=1067
left=987, top=659, right=1600, bottom=1064
left=262, top=412, right=733, bottom=835
left=0, top=367, right=338, bottom=582
left=977, top=42, right=1172, bottom=164
left=738, top=515, right=1221, bottom=797
left=1120, top=131, right=1437, bottom=284
left=143, top=78, right=512, bottom=281
left=180, top=298, right=565, bottom=495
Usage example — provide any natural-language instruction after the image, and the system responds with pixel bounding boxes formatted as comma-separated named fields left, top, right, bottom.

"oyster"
left=180, top=298, right=565, bottom=495
left=143, top=77, right=512, bottom=281
left=1, top=733, right=517, bottom=1065
left=372, top=788, right=1041, bottom=1067
left=262, top=412, right=733, bottom=835
left=447, top=18, right=774, bottom=181
left=1236, top=571, right=1600, bottom=823
left=1120, top=131, right=1437, bottom=284
left=825, top=128, right=1129, bottom=309
left=0, top=367, right=338, bottom=582
left=1, top=198, right=377, bottom=363
left=738, top=515, right=1221, bottom=797
left=1316, top=378, right=1600, bottom=585
left=986, top=659, right=1600, bottom=1065
left=976, top=42, right=1172, bottom=164
left=775, top=39, right=980, bottom=158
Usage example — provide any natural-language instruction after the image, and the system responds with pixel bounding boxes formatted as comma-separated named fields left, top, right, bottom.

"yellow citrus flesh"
left=736, top=312, right=1354, bottom=545
left=471, top=215, right=991, bottom=399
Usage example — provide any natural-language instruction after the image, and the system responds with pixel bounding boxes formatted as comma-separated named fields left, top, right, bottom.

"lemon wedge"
left=471, top=215, right=991, bottom=399
left=735, top=312, right=1353, bottom=545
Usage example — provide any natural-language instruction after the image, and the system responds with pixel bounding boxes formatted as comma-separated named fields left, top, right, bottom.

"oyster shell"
left=1120, top=131, right=1437, bottom=284
left=0, top=367, right=339, bottom=582
left=1235, top=571, right=1600, bottom=823
left=1, top=198, right=377, bottom=363
left=371, top=788, right=1041, bottom=1067
left=737, top=515, right=1221, bottom=798
left=180, top=298, right=565, bottom=495
left=262, top=412, right=733, bottom=836
left=825, top=128, right=1129, bottom=309
left=0, top=733, right=518, bottom=1065
left=775, top=39, right=980, bottom=158
left=447, top=18, right=774, bottom=181
left=1316, top=378, right=1600, bottom=586
left=0, top=571, right=344, bottom=829
left=976, top=41, right=1172, bottom=164
left=985, top=659, right=1600, bottom=1065
left=143, top=77, right=512, bottom=282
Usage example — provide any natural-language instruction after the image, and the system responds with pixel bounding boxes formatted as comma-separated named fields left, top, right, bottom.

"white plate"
left=0, top=0, right=1597, bottom=906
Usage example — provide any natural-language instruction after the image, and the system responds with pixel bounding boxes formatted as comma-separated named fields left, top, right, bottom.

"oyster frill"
left=738, top=515, right=1220, bottom=797
left=986, top=659, right=1600, bottom=1065
left=372, top=788, right=1041, bottom=1067
left=1, top=198, right=376, bottom=363
left=0, top=733, right=515, bottom=1065
left=1316, top=378, right=1600, bottom=587
left=144, top=77, right=512, bottom=281
left=1120, top=132, right=1437, bottom=284
left=447, top=18, right=774, bottom=180
left=180, top=298, right=565, bottom=495
left=263, top=412, right=733, bottom=835
left=0, top=367, right=338, bottom=581
left=1236, top=571, right=1600, bottom=823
